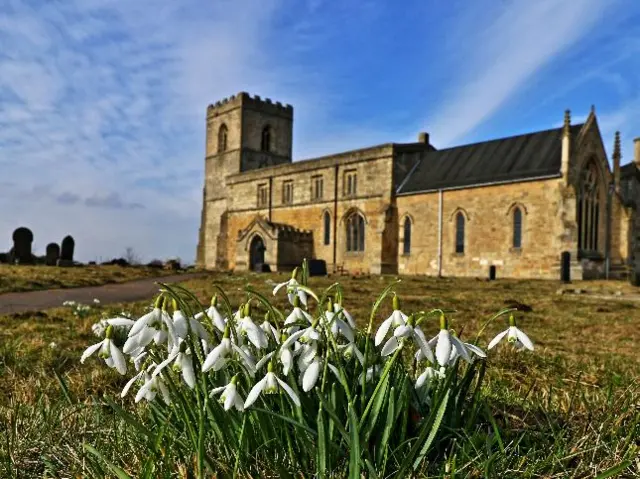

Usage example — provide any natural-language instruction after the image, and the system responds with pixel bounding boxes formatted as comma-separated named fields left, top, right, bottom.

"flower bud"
left=392, top=294, right=400, bottom=311
left=105, top=324, right=114, bottom=339
left=243, top=302, right=251, bottom=318
left=293, top=295, right=300, bottom=308
left=439, top=313, right=448, bottom=330
left=210, top=295, right=218, bottom=307
left=508, top=314, right=516, bottom=327
left=326, top=297, right=333, bottom=312
left=291, top=267, right=299, bottom=280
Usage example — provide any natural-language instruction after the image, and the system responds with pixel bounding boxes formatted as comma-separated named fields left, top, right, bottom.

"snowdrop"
left=381, top=314, right=434, bottom=363
left=244, top=362, right=301, bottom=408
left=284, top=296, right=313, bottom=333
left=430, top=315, right=471, bottom=367
left=338, top=342, right=365, bottom=366
left=210, top=375, right=244, bottom=411
left=172, top=307, right=210, bottom=342
left=301, top=356, right=339, bottom=392
left=152, top=339, right=196, bottom=388
left=375, top=295, right=408, bottom=346
left=487, top=314, right=534, bottom=351
left=135, top=371, right=171, bottom=404
left=236, top=303, right=269, bottom=349
left=333, top=300, right=356, bottom=329
left=194, top=295, right=227, bottom=332
left=80, top=324, right=127, bottom=375
left=273, top=268, right=308, bottom=306
left=323, top=299, right=354, bottom=342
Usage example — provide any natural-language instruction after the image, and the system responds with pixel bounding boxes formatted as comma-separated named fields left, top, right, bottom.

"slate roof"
left=396, top=124, right=584, bottom=194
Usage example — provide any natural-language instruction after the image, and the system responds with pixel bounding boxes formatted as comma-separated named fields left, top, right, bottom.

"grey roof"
left=396, top=124, right=584, bottom=194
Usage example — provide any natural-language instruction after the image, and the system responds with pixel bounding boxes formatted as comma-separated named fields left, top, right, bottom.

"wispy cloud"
left=424, top=0, right=618, bottom=147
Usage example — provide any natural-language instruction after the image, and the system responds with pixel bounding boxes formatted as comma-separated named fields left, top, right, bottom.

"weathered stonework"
left=196, top=94, right=640, bottom=280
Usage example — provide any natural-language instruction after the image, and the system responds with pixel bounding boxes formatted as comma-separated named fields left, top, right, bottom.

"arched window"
left=403, top=217, right=411, bottom=254
left=577, top=161, right=601, bottom=254
left=512, top=207, right=522, bottom=248
left=218, top=124, right=228, bottom=152
left=455, top=212, right=465, bottom=254
left=346, top=212, right=365, bottom=252
left=261, top=126, right=271, bottom=152
left=323, top=211, right=331, bottom=245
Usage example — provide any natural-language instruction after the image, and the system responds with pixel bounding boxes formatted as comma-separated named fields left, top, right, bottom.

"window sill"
left=509, top=247, right=522, bottom=254
left=453, top=252, right=465, bottom=257
left=401, top=252, right=411, bottom=257
left=345, top=251, right=365, bottom=256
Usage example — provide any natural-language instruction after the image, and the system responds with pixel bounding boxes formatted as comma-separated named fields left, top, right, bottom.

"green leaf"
left=594, top=460, right=633, bottom=479
left=317, top=408, right=328, bottom=478
left=83, top=444, right=133, bottom=479
left=379, top=386, right=395, bottom=470
left=348, top=403, right=361, bottom=479
left=362, top=369, right=389, bottom=444
left=412, top=389, right=450, bottom=470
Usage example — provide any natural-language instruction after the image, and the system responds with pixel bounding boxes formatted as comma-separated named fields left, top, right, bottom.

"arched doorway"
left=249, top=235, right=266, bottom=272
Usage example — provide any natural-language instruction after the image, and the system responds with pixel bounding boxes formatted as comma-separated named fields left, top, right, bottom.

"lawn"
left=0, top=272, right=638, bottom=477
left=0, top=264, right=189, bottom=294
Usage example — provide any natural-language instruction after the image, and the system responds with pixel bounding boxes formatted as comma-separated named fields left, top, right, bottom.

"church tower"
left=196, top=92, right=294, bottom=269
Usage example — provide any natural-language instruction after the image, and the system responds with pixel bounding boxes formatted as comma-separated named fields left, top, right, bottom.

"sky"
left=1, top=0, right=639, bottom=264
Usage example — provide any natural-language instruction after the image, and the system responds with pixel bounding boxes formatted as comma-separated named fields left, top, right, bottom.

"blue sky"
left=1, top=0, right=639, bottom=264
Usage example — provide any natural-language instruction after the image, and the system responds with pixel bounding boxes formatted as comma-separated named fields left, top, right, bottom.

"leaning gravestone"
left=45, top=243, right=60, bottom=266
left=12, top=227, right=34, bottom=264
left=57, top=235, right=75, bottom=266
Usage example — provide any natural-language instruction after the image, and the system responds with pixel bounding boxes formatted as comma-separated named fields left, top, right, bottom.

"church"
left=196, top=92, right=640, bottom=280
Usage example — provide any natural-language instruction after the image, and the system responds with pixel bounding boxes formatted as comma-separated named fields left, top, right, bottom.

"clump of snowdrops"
left=63, top=298, right=100, bottom=319
left=81, top=261, right=534, bottom=478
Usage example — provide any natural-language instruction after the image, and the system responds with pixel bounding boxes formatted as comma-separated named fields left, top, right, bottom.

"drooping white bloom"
left=260, top=320, right=280, bottom=344
left=152, top=339, right=196, bottom=388
left=210, top=376, right=244, bottom=411
left=284, top=302, right=313, bottom=332
left=381, top=315, right=434, bottom=362
left=333, top=302, right=356, bottom=329
left=236, top=305, right=269, bottom=349
left=374, top=296, right=408, bottom=346
left=256, top=335, right=296, bottom=375
left=273, top=268, right=308, bottom=306
left=80, top=325, right=127, bottom=375
left=429, top=316, right=471, bottom=367
left=338, top=342, right=365, bottom=366
left=244, top=364, right=301, bottom=408
left=195, top=296, right=227, bottom=332
left=123, top=305, right=176, bottom=354
left=173, top=310, right=210, bottom=342
left=488, top=315, right=534, bottom=351
left=415, top=365, right=445, bottom=389
left=301, top=357, right=339, bottom=392
left=202, top=337, right=232, bottom=372
left=135, top=371, right=171, bottom=404
left=447, top=335, right=486, bottom=365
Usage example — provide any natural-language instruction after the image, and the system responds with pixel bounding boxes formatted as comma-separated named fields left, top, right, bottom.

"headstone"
left=489, top=265, right=496, bottom=281
left=308, top=259, right=328, bottom=276
left=60, top=235, right=75, bottom=261
left=45, top=243, right=60, bottom=266
left=12, top=227, right=34, bottom=264
left=56, top=259, right=74, bottom=267
left=560, top=251, right=571, bottom=283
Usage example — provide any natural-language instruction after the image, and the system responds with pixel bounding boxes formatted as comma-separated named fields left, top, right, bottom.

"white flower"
left=324, top=310, right=355, bottom=343
left=152, top=340, right=196, bottom=388
left=381, top=316, right=434, bottom=362
left=210, top=376, right=244, bottom=411
left=333, top=302, right=356, bottom=328
left=135, top=371, right=171, bottom=404
left=202, top=337, right=232, bottom=372
left=80, top=325, right=127, bottom=375
left=429, top=316, right=471, bottom=367
left=284, top=305, right=313, bottom=329
left=374, top=296, right=408, bottom=346
left=338, top=342, right=365, bottom=366
left=260, top=320, right=280, bottom=344
left=173, top=310, right=210, bottom=342
left=273, top=269, right=307, bottom=306
left=415, top=365, right=444, bottom=389
left=123, top=308, right=177, bottom=354
left=195, top=296, right=227, bottom=332
left=93, top=298, right=101, bottom=304
left=447, top=336, right=486, bottom=365
left=244, top=365, right=300, bottom=408
left=488, top=316, right=534, bottom=351
left=49, top=342, right=57, bottom=349
left=300, top=357, right=340, bottom=392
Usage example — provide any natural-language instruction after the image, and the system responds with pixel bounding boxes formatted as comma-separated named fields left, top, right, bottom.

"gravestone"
left=489, top=265, right=496, bottom=281
left=45, top=243, right=60, bottom=266
left=60, top=235, right=75, bottom=261
left=560, top=251, right=571, bottom=283
left=12, top=227, right=34, bottom=264
left=308, top=259, right=328, bottom=276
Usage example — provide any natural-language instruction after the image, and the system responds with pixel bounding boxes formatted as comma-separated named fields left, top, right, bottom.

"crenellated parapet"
left=207, top=92, right=293, bottom=118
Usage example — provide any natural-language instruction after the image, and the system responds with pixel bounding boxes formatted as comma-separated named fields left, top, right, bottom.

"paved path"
left=0, top=272, right=207, bottom=315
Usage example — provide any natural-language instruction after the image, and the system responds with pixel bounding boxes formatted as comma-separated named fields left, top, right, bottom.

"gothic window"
left=344, top=170, right=357, bottom=197
left=261, top=126, right=272, bottom=152
left=455, top=212, right=465, bottom=254
left=312, top=175, right=324, bottom=201
left=346, top=212, right=365, bottom=252
left=577, top=161, right=601, bottom=254
left=403, top=217, right=412, bottom=254
left=282, top=180, right=294, bottom=205
left=512, top=207, right=522, bottom=249
left=218, top=124, right=228, bottom=152
left=257, top=183, right=269, bottom=208
left=323, top=211, right=331, bottom=245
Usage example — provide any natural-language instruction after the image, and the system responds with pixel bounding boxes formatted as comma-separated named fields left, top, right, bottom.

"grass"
left=0, top=272, right=639, bottom=477
left=0, top=264, right=190, bottom=294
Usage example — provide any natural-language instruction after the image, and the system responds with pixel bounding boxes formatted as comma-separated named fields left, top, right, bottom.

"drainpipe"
left=605, top=181, right=614, bottom=279
left=437, top=189, right=443, bottom=277
left=333, top=165, right=338, bottom=271
left=268, top=176, right=273, bottom=222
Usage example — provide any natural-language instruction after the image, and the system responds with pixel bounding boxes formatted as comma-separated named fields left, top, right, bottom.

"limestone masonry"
left=197, top=92, right=640, bottom=280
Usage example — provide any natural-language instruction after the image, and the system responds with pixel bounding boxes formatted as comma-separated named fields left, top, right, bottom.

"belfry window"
left=261, top=126, right=272, bottom=152
left=346, top=212, right=365, bottom=252
left=577, top=161, right=601, bottom=254
left=218, top=124, right=228, bottom=152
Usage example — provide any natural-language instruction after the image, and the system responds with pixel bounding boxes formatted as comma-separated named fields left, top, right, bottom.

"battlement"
left=207, top=92, right=293, bottom=117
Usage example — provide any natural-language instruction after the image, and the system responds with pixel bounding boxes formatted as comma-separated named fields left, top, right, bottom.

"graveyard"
left=0, top=270, right=638, bottom=477
left=0, top=226, right=191, bottom=294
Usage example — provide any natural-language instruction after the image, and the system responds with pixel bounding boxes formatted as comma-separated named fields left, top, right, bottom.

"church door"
left=249, top=235, right=266, bottom=272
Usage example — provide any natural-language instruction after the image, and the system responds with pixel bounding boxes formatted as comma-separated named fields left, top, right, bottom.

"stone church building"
left=196, top=92, right=640, bottom=280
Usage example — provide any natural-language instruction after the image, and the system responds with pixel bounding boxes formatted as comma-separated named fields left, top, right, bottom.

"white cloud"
left=424, top=0, right=617, bottom=147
